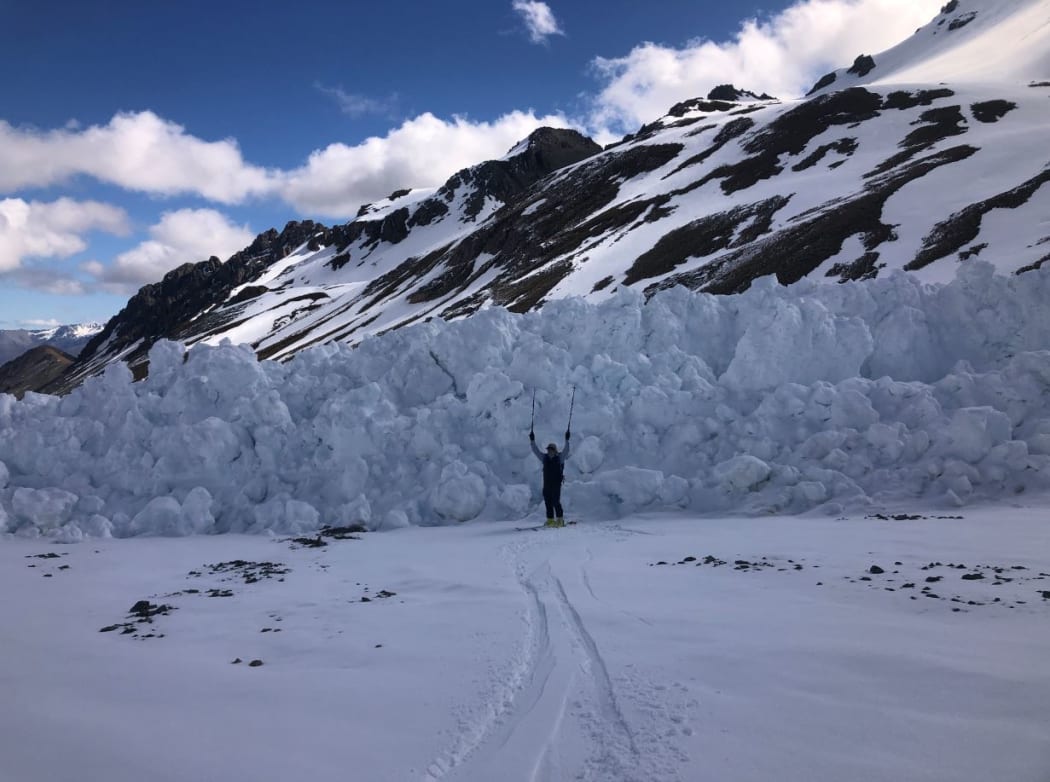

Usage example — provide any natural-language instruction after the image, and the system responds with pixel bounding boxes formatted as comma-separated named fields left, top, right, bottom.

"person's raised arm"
left=529, top=431, right=544, bottom=460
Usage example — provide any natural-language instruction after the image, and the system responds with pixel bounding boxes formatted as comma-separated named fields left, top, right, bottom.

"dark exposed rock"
left=707, top=84, right=775, bottom=102
left=1016, top=254, right=1050, bottom=275
left=684, top=85, right=881, bottom=194
left=624, top=196, right=790, bottom=285
left=664, top=118, right=754, bottom=179
left=745, top=88, right=882, bottom=160
left=904, top=107, right=968, bottom=147
left=439, top=127, right=602, bottom=221
left=592, top=276, right=616, bottom=293
left=883, top=88, right=955, bottom=110
left=941, top=0, right=958, bottom=13
left=869, top=565, right=885, bottom=574
left=866, top=105, right=968, bottom=177
left=194, top=560, right=290, bottom=583
left=847, top=55, right=876, bottom=77
left=407, top=197, right=450, bottom=228
left=327, top=252, right=351, bottom=271
left=379, top=208, right=411, bottom=244
left=791, top=138, right=858, bottom=172
left=949, top=12, right=977, bottom=30
left=958, top=242, right=987, bottom=260
left=827, top=251, right=883, bottom=282
left=322, top=524, right=366, bottom=538
left=666, top=98, right=736, bottom=117
left=970, top=100, right=1017, bottom=123
left=807, top=72, right=838, bottom=96
left=908, top=167, right=1050, bottom=270
left=226, top=285, right=270, bottom=306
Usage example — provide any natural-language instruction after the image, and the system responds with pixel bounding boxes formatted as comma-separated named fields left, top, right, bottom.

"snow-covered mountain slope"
left=0, top=322, right=102, bottom=365
left=45, top=0, right=1050, bottom=389
left=809, top=0, right=1050, bottom=94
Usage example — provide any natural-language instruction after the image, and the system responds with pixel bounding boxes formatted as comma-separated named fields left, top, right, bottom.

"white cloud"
left=588, top=0, right=944, bottom=133
left=89, top=209, right=254, bottom=293
left=280, top=110, right=573, bottom=218
left=0, top=111, right=277, bottom=203
left=513, top=1, right=565, bottom=44
left=315, top=83, right=399, bottom=118
left=0, top=197, right=129, bottom=272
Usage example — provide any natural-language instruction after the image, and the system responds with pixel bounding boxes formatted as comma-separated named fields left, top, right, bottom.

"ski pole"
left=566, top=384, right=576, bottom=437
left=530, top=389, right=536, bottom=438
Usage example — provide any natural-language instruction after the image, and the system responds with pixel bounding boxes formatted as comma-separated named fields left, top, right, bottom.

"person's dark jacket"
left=531, top=439, right=570, bottom=490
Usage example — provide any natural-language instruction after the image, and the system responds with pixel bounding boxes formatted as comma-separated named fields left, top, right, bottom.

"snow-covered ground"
left=2, top=505, right=1048, bottom=782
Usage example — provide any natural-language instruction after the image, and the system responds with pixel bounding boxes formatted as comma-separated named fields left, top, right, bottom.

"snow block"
left=714, top=455, right=772, bottom=492
left=940, top=407, right=1012, bottom=463
left=597, top=467, right=666, bottom=511
left=430, top=461, right=486, bottom=522
left=11, top=487, right=78, bottom=530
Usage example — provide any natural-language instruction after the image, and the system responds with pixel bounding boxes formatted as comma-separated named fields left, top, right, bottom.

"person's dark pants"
left=543, top=485, right=563, bottom=519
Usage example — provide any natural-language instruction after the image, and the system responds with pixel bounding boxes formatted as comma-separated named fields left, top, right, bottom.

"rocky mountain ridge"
left=19, top=0, right=1050, bottom=394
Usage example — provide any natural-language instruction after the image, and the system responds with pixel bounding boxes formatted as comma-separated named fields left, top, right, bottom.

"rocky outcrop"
left=706, top=85, right=776, bottom=102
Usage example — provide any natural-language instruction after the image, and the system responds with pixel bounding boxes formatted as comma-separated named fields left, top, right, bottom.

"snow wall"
left=3, top=261, right=1050, bottom=540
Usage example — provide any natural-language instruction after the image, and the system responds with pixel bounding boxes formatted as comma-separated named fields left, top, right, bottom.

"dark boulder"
left=847, top=55, right=876, bottom=77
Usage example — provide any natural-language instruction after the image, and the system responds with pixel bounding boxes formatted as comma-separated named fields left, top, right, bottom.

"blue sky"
left=0, top=0, right=942, bottom=328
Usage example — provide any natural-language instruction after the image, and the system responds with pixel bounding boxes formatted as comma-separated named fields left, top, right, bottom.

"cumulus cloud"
left=588, top=0, right=944, bottom=132
left=513, top=1, right=565, bottom=44
left=279, top=109, right=573, bottom=218
left=315, top=83, right=399, bottom=118
left=0, top=112, right=277, bottom=203
left=88, top=209, right=254, bottom=293
left=0, top=197, right=129, bottom=273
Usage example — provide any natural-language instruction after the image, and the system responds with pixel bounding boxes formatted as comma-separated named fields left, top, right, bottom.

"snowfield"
left=2, top=507, right=1048, bottom=782
left=3, top=263, right=1050, bottom=539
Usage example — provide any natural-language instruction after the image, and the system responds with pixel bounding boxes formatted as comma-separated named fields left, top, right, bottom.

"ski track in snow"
left=422, top=527, right=689, bottom=782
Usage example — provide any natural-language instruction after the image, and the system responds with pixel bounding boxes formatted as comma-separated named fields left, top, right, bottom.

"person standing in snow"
left=530, top=430, right=570, bottom=527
